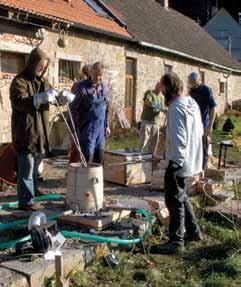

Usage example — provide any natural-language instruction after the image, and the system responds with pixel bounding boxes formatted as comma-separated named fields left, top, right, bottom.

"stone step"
left=0, top=246, right=94, bottom=287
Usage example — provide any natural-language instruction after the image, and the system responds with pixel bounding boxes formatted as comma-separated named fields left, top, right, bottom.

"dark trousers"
left=80, top=143, right=104, bottom=164
left=164, top=171, right=200, bottom=245
left=203, top=135, right=209, bottom=170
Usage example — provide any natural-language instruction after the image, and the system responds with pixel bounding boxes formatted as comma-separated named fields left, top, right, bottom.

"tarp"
left=0, top=143, right=17, bottom=186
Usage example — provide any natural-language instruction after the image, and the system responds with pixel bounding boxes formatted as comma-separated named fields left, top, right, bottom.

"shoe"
left=18, top=204, right=36, bottom=211
left=149, top=241, right=184, bottom=255
left=184, top=233, right=202, bottom=243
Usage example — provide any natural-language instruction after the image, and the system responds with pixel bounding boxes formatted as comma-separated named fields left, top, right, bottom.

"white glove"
left=57, top=89, right=76, bottom=106
left=34, top=88, right=58, bottom=109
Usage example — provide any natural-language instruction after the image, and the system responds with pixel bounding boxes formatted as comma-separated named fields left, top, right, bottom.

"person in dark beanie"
left=10, top=47, right=58, bottom=210
left=151, top=73, right=203, bottom=254
left=188, top=72, right=217, bottom=170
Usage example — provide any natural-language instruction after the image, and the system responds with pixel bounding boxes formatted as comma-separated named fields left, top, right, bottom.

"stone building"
left=0, top=0, right=241, bottom=145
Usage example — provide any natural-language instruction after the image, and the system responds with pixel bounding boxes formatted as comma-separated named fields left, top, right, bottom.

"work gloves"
left=34, top=89, right=75, bottom=109
left=34, top=88, right=58, bottom=109
left=57, top=89, right=75, bottom=106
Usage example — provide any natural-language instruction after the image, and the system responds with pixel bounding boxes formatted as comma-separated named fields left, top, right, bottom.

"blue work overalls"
left=72, top=79, right=109, bottom=164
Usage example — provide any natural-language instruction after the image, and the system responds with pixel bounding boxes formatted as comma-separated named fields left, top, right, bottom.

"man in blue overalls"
left=70, top=62, right=110, bottom=164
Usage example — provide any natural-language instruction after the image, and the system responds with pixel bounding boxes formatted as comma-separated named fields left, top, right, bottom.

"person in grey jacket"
left=151, top=73, right=203, bottom=254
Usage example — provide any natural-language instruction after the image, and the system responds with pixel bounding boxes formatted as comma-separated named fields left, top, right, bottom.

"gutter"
left=0, top=4, right=72, bottom=25
left=139, top=41, right=241, bottom=74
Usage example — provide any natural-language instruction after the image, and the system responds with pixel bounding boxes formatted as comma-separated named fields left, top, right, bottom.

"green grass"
left=46, top=217, right=241, bottom=287
left=212, top=114, right=241, bottom=163
left=106, top=134, right=139, bottom=151
left=106, top=113, right=241, bottom=164
left=45, top=112, right=241, bottom=287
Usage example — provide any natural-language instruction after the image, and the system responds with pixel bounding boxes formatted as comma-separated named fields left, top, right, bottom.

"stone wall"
left=126, top=46, right=240, bottom=120
left=0, top=22, right=241, bottom=144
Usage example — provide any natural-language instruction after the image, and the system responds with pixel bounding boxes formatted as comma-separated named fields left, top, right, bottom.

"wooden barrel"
left=66, top=163, right=104, bottom=213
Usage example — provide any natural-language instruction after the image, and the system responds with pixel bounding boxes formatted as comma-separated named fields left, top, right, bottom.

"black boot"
left=150, top=241, right=184, bottom=255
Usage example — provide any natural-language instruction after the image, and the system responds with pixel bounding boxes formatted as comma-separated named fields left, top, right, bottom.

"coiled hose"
left=0, top=209, right=152, bottom=250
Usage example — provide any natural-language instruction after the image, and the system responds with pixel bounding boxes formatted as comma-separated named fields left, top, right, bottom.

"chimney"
left=160, top=0, right=169, bottom=9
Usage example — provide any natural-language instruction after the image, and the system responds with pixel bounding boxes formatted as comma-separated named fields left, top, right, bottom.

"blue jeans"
left=17, top=153, right=41, bottom=206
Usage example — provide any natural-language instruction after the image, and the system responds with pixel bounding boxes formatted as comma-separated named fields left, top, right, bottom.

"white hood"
left=166, top=96, right=203, bottom=177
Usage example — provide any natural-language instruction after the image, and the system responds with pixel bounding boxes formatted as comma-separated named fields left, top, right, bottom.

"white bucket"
left=66, top=163, right=104, bottom=213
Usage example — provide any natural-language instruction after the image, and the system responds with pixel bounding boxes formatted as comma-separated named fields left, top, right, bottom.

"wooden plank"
left=59, top=210, right=131, bottom=230
left=126, top=161, right=152, bottom=185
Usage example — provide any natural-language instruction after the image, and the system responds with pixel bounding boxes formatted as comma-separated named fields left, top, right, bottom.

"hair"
left=80, top=64, right=91, bottom=80
left=161, top=72, right=184, bottom=96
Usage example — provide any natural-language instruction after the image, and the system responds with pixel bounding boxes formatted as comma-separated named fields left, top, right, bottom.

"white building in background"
left=205, top=8, right=241, bottom=62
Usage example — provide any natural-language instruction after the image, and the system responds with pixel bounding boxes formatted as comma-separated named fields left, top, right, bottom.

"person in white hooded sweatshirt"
left=151, top=73, right=203, bottom=254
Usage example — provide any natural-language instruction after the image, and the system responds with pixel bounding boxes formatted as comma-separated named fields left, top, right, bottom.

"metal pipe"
left=55, top=100, right=87, bottom=167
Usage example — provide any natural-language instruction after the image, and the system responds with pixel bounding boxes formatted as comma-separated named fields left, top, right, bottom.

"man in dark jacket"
left=10, top=47, right=58, bottom=210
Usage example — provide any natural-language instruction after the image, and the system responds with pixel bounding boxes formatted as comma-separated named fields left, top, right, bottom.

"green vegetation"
left=106, top=134, right=139, bottom=151
left=106, top=112, right=241, bottom=164
left=212, top=113, right=241, bottom=163
left=45, top=216, right=241, bottom=287
left=43, top=112, right=241, bottom=287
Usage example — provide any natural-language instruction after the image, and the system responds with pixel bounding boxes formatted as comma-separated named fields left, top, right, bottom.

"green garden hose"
left=0, top=193, right=64, bottom=210
left=0, top=209, right=153, bottom=250
left=0, top=214, right=60, bottom=232
left=0, top=235, right=31, bottom=250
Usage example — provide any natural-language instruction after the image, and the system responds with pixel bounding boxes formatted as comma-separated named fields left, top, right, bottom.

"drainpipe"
left=223, top=72, right=232, bottom=109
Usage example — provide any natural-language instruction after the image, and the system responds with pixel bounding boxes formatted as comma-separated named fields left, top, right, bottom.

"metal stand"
left=218, top=140, right=234, bottom=169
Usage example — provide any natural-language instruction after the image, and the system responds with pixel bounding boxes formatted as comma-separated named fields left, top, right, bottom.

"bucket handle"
left=90, top=177, right=99, bottom=185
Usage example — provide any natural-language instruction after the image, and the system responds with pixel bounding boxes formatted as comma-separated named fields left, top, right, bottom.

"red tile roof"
left=0, top=0, right=131, bottom=38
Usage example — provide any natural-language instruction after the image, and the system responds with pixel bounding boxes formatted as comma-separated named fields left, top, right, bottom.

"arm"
left=168, top=108, right=187, bottom=167
left=205, top=87, right=217, bottom=136
left=208, top=106, right=216, bottom=132
left=69, top=82, right=83, bottom=128
left=10, top=78, right=34, bottom=113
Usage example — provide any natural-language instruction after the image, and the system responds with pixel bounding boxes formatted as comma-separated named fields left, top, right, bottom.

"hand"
left=165, top=161, right=182, bottom=180
left=152, top=102, right=161, bottom=110
left=34, top=88, right=58, bottom=108
left=204, top=127, right=212, bottom=137
left=166, top=160, right=182, bottom=173
left=105, top=127, right=111, bottom=138
left=57, top=89, right=76, bottom=106
left=46, top=88, right=58, bottom=104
